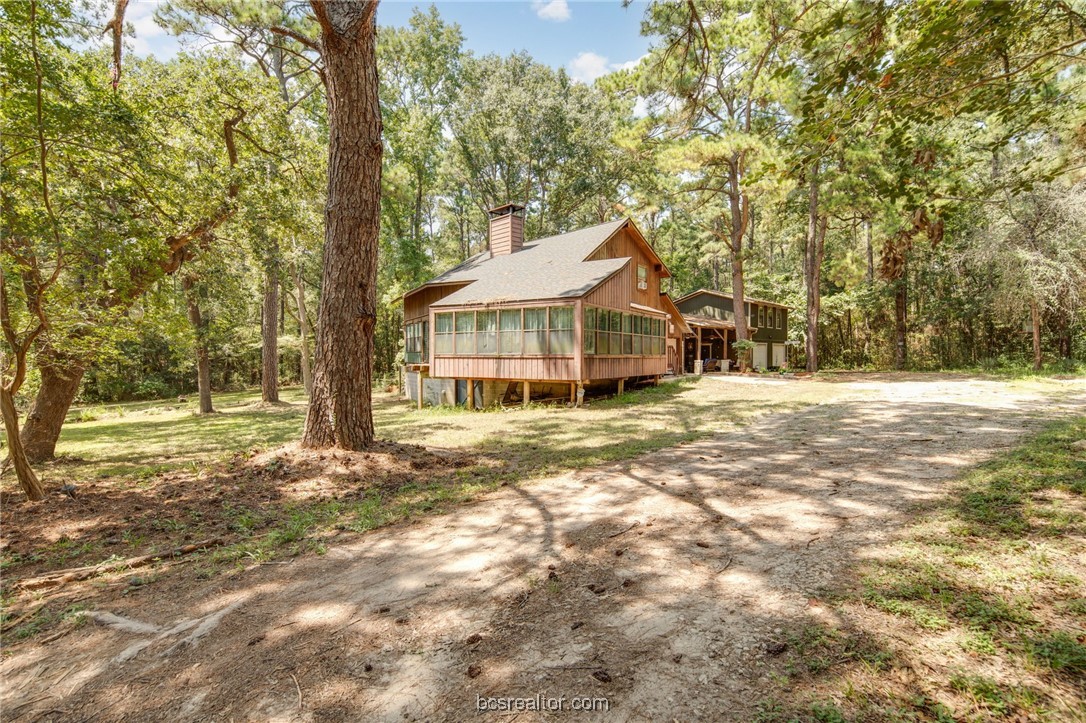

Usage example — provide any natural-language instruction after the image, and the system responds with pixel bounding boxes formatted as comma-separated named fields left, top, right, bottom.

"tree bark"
left=1030, top=299, right=1042, bottom=371
left=894, top=280, right=908, bottom=370
left=865, top=219, right=874, bottom=285
left=182, top=276, right=215, bottom=414
left=21, top=352, right=83, bottom=462
left=261, top=247, right=280, bottom=403
left=293, top=261, right=313, bottom=396
left=804, top=165, right=826, bottom=373
left=302, top=0, right=382, bottom=450
left=1, top=387, right=45, bottom=500
left=727, top=159, right=751, bottom=371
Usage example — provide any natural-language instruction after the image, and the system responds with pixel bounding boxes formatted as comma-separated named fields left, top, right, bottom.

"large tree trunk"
left=1, top=386, right=45, bottom=501
left=727, top=159, right=751, bottom=372
left=894, top=280, right=908, bottom=370
left=21, top=353, right=83, bottom=462
left=183, top=276, right=215, bottom=414
left=1030, top=299, right=1042, bottom=371
left=293, top=261, right=314, bottom=396
left=804, top=165, right=826, bottom=373
left=261, top=249, right=280, bottom=403
left=302, top=0, right=382, bottom=450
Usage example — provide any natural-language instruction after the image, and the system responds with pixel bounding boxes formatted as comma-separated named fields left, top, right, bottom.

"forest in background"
left=3, top=0, right=1085, bottom=414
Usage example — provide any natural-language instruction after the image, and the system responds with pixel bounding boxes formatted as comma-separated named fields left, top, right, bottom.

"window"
left=609, top=310, right=621, bottom=356
left=583, top=307, right=596, bottom=355
left=455, top=311, right=475, bottom=354
left=434, top=313, right=453, bottom=354
left=476, top=310, right=497, bottom=354
left=622, top=313, right=633, bottom=354
left=549, top=306, right=574, bottom=354
left=776, top=308, right=782, bottom=329
left=758, top=305, right=766, bottom=328
left=524, top=308, right=547, bottom=354
left=637, top=264, right=648, bottom=290
left=500, top=309, right=522, bottom=354
left=405, top=320, right=428, bottom=363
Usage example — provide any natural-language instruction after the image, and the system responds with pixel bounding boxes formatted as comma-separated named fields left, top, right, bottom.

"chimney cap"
left=487, top=203, right=526, bottom=218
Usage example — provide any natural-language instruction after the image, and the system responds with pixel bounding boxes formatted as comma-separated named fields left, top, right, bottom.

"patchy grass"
left=1, top=376, right=832, bottom=626
left=760, top=417, right=1086, bottom=721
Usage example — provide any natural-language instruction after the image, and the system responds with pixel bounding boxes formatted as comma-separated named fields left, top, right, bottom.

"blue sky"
left=126, top=0, right=654, bottom=84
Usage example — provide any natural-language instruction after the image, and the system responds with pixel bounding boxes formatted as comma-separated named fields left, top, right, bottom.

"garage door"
left=772, top=344, right=786, bottom=368
left=753, top=342, right=768, bottom=370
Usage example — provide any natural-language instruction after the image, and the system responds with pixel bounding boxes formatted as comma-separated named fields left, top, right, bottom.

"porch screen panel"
left=596, top=308, right=610, bottom=354
left=455, top=311, right=475, bottom=354
left=524, top=308, right=547, bottom=354
left=609, top=311, right=621, bottom=355
left=549, top=306, right=574, bottom=355
left=499, top=309, right=522, bottom=354
left=583, top=307, right=596, bottom=355
left=434, top=313, right=453, bottom=354
left=476, top=311, right=497, bottom=354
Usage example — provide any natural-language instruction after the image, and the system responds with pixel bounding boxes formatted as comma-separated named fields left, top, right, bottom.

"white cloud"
left=532, top=0, right=570, bottom=22
left=567, top=52, right=647, bottom=84
left=568, top=51, right=610, bottom=84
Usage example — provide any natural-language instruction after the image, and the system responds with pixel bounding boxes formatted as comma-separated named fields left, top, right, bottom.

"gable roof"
left=674, top=288, right=790, bottom=309
left=420, top=219, right=632, bottom=307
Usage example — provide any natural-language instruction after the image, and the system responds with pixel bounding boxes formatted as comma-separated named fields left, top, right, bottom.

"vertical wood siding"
left=404, top=283, right=470, bottom=322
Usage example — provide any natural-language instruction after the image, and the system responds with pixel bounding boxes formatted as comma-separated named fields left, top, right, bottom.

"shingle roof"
left=427, top=219, right=629, bottom=307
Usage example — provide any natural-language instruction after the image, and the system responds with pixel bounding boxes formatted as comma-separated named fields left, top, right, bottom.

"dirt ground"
left=2, top=375, right=1084, bottom=721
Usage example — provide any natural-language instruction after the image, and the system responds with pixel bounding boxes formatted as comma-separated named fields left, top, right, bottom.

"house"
left=402, top=204, right=682, bottom=408
left=674, top=289, right=789, bottom=371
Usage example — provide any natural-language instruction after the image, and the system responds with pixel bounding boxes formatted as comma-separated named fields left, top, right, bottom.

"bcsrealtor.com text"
left=477, top=693, right=610, bottom=713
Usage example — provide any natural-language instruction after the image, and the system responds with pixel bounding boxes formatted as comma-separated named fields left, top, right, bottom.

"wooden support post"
left=570, top=382, right=576, bottom=405
left=416, top=370, right=424, bottom=410
left=576, top=381, right=584, bottom=407
left=696, top=327, right=703, bottom=374
left=466, top=379, right=474, bottom=410
left=617, top=378, right=625, bottom=396
left=522, top=381, right=530, bottom=408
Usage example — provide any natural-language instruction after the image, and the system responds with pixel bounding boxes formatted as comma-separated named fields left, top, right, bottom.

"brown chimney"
left=488, top=203, right=525, bottom=257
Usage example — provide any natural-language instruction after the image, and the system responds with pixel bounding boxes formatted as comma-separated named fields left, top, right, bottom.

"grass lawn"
left=50, top=376, right=829, bottom=483
left=1, top=376, right=832, bottom=605
left=760, top=416, right=1086, bottom=721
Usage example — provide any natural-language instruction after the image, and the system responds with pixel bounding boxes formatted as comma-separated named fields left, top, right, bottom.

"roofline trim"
left=674, top=288, right=789, bottom=309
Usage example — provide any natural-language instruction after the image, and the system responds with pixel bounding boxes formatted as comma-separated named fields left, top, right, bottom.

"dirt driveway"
left=3, top=376, right=1084, bottom=721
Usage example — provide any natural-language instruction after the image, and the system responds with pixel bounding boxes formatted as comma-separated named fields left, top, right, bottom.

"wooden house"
left=402, top=204, right=680, bottom=407
left=674, top=289, right=790, bottom=371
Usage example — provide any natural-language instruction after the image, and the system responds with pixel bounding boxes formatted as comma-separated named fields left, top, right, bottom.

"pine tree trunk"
left=261, top=251, right=280, bottom=403
left=303, top=0, right=382, bottom=450
left=293, top=262, right=313, bottom=396
left=805, top=165, right=822, bottom=373
left=894, top=281, right=908, bottom=370
left=21, top=353, right=83, bottom=462
left=1031, top=299, right=1042, bottom=371
left=1, top=386, right=45, bottom=501
left=865, top=219, right=874, bottom=285
left=183, top=276, right=215, bottom=414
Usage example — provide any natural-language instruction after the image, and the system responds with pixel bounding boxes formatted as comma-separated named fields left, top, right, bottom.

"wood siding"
left=431, top=355, right=577, bottom=381
left=404, top=283, right=470, bottom=322
left=585, top=227, right=663, bottom=309
left=585, top=356, right=667, bottom=379
left=488, top=214, right=523, bottom=256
